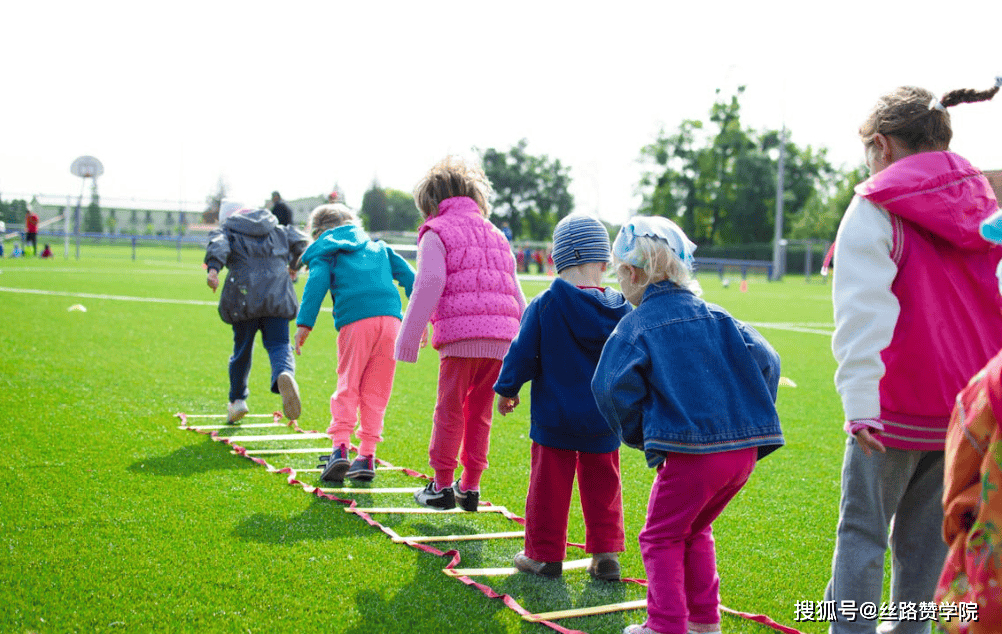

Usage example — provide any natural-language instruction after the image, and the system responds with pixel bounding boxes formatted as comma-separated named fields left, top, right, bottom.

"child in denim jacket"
left=592, top=216, right=784, bottom=634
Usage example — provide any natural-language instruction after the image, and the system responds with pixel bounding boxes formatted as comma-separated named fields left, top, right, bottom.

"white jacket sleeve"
left=831, top=195, right=900, bottom=422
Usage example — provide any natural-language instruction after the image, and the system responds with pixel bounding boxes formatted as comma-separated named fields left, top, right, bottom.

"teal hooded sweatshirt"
left=296, top=225, right=415, bottom=331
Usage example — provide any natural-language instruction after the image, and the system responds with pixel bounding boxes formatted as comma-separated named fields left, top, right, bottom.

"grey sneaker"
left=346, top=455, right=376, bottom=482
left=320, top=444, right=350, bottom=482
left=414, top=481, right=455, bottom=509
left=587, top=552, right=621, bottom=581
left=452, top=480, right=479, bottom=512
left=276, top=371, right=300, bottom=420
left=227, top=399, right=249, bottom=424
left=513, top=551, right=562, bottom=579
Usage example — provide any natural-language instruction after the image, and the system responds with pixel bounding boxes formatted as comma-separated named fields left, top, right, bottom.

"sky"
left=2, top=1, right=1000, bottom=225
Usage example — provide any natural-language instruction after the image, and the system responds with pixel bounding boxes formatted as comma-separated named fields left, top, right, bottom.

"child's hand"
left=206, top=270, right=219, bottom=292
left=854, top=428, right=886, bottom=456
left=497, top=395, right=520, bottom=416
left=420, top=325, right=430, bottom=348
left=294, top=326, right=311, bottom=355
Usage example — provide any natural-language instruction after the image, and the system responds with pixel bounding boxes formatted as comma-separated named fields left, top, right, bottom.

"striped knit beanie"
left=551, top=214, right=611, bottom=273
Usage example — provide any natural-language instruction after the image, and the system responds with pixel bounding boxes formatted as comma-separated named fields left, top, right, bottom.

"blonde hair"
left=307, top=203, right=359, bottom=240
left=413, top=156, right=493, bottom=219
left=614, top=234, right=702, bottom=297
left=860, top=82, right=1000, bottom=152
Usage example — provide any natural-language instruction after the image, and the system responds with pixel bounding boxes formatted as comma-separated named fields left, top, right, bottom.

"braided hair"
left=859, top=78, right=1000, bottom=152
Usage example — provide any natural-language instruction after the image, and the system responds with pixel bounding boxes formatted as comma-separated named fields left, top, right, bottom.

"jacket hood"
left=550, top=277, right=631, bottom=354
left=856, top=151, right=999, bottom=251
left=223, top=208, right=278, bottom=237
left=301, top=225, right=370, bottom=266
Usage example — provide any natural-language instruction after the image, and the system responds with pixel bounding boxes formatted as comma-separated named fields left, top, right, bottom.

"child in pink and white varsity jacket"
left=826, top=80, right=1002, bottom=634
left=395, top=157, right=527, bottom=511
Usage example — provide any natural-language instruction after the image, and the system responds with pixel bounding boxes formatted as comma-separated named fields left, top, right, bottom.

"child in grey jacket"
left=205, top=200, right=308, bottom=423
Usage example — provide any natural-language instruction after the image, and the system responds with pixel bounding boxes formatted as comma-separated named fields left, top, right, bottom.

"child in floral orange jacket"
left=936, top=197, right=1002, bottom=634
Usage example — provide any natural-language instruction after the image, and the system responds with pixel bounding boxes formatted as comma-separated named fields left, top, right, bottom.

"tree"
left=360, top=180, right=390, bottom=232
left=84, top=182, right=102, bottom=234
left=790, top=164, right=867, bottom=241
left=480, top=139, right=574, bottom=241
left=202, top=176, right=228, bottom=224
left=384, top=188, right=421, bottom=231
left=0, top=198, right=29, bottom=225
left=638, top=88, right=841, bottom=245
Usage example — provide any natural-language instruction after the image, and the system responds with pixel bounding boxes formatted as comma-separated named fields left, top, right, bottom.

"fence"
left=4, top=228, right=209, bottom=262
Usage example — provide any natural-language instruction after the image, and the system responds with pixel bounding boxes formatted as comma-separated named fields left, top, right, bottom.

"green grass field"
left=0, top=246, right=844, bottom=634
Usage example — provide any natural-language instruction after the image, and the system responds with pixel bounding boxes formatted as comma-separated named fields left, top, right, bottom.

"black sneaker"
left=453, top=480, right=479, bottom=512
left=346, top=455, right=376, bottom=482
left=513, top=551, right=562, bottom=579
left=320, top=444, right=350, bottom=482
left=414, top=481, right=456, bottom=510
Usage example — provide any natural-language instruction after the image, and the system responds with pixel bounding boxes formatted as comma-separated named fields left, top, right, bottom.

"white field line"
left=747, top=321, right=833, bottom=336
left=1, top=267, right=196, bottom=275
left=2, top=286, right=833, bottom=336
left=0, top=286, right=335, bottom=314
left=0, top=286, right=217, bottom=306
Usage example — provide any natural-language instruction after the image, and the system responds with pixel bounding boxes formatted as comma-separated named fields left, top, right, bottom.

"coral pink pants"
left=640, top=448, right=757, bottom=634
left=524, top=442, right=625, bottom=562
left=327, top=316, right=400, bottom=457
left=429, top=356, right=502, bottom=490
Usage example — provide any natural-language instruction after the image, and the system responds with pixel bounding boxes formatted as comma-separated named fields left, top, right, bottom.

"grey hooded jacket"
left=204, top=208, right=308, bottom=324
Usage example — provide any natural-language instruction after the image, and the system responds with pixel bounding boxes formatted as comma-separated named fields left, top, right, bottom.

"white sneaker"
left=227, top=399, right=249, bottom=424
left=277, top=372, right=300, bottom=420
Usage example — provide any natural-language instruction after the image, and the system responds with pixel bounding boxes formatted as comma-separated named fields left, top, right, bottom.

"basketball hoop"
left=70, top=156, right=104, bottom=179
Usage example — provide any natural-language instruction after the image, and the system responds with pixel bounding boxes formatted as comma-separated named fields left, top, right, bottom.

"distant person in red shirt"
left=25, top=209, right=39, bottom=256
left=40, top=244, right=53, bottom=259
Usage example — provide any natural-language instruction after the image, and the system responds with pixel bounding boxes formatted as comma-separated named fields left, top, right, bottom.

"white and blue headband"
left=613, top=216, right=697, bottom=271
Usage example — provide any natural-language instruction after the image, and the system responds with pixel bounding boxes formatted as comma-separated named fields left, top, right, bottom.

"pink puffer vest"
left=418, top=197, right=522, bottom=348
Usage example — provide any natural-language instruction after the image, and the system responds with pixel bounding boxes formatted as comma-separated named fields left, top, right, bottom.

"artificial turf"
left=1, top=245, right=847, bottom=633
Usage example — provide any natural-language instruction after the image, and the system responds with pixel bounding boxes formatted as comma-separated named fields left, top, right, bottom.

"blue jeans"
left=228, top=317, right=295, bottom=403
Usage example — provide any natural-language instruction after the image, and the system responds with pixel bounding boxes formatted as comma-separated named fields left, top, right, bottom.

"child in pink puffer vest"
left=395, top=156, right=527, bottom=511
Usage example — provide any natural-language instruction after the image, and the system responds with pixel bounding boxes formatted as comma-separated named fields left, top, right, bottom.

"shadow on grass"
left=127, top=437, right=254, bottom=477
left=231, top=497, right=356, bottom=545
left=343, top=553, right=515, bottom=634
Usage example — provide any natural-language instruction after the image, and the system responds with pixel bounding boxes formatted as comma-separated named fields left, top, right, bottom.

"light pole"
left=771, top=127, right=786, bottom=281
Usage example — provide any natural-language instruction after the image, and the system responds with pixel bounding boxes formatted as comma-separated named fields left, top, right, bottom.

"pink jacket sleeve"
left=394, top=232, right=447, bottom=363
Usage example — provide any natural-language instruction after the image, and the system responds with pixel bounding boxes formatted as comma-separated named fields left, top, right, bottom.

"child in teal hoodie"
left=294, top=203, right=416, bottom=482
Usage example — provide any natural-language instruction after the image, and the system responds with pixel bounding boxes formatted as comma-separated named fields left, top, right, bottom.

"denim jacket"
left=592, top=281, right=783, bottom=467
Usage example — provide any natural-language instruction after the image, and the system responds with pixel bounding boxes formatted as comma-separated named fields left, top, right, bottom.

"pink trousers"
left=640, top=448, right=757, bottom=634
left=429, top=356, right=502, bottom=490
left=524, top=442, right=625, bottom=562
left=327, top=316, right=400, bottom=457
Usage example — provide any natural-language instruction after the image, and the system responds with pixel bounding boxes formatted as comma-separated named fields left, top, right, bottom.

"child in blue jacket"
left=592, top=216, right=783, bottom=634
left=294, top=204, right=415, bottom=482
left=495, top=214, right=632, bottom=581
